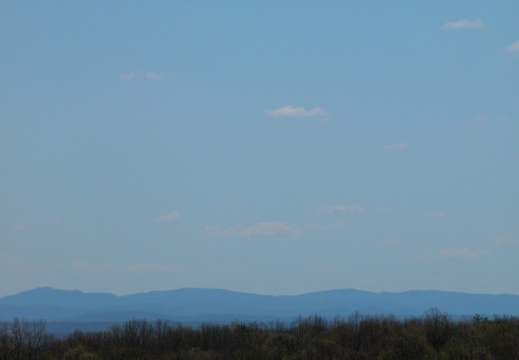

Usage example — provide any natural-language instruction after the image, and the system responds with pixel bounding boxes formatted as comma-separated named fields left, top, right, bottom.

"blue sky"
left=1, top=1, right=518, bottom=297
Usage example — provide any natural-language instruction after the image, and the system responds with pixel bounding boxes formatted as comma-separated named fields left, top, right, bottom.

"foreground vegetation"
left=2, top=309, right=519, bottom=359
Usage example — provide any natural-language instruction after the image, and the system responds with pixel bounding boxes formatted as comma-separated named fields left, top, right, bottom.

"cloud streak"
left=74, top=261, right=116, bottom=272
left=122, top=71, right=175, bottom=81
left=441, top=19, right=486, bottom=30
left=206, top=222, right=301, bottom=237
left=74, top=261, right=184, bottom=273
left=319, top=205, right=363, bottom=214
left=506, top=40, right=519, bottom=53
left=265, top=105, right=329, bottom=118
left=13, top=221, right=25, bottom=231
left=436, top=248, right=487, bottom=259
left=154, top=212, right=180, bottom=223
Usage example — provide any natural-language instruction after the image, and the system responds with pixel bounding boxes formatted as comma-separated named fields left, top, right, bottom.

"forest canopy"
left=1, top=310, right=519, bottom=359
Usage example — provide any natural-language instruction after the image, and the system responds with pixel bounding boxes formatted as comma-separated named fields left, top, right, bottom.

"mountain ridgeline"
left=2, top=287, right=518, bottom=328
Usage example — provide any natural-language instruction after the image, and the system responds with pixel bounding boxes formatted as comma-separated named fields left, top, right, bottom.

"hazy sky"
left=1, top=1, right=519, bottom=297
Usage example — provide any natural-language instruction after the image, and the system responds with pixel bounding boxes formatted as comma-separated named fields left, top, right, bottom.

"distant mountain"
left=1, top=287, right=518, bottom=334
left=0, top=287, right=119, bottom=308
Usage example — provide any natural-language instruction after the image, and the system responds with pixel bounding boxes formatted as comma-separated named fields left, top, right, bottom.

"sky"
left=1, top=1, right=519, bottom=297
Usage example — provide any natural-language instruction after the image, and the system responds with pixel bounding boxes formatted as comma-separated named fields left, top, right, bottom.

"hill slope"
left=1, top=287, right=518, bottom=325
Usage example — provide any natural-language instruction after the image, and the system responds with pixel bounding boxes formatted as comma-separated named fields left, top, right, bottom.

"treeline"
left=2, top=309, right=519, bottom=359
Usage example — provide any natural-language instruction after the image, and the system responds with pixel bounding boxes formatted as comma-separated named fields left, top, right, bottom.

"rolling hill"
left=1, top=287, right=518, bottom=334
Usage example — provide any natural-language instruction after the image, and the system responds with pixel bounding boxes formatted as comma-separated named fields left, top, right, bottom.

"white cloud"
left=206, top=222, right=301, bottom=237
left=436, top=248, right=486, bottom=259
left=144, top=72, right=171, bottom=80
left=122, top=71, right=175, bottom=81
left=319, top=205, right=363, bottom=214
left=154, top=211, right=180, bottom=223
left=265, top=105, right=329, bottom=118
left=441, top=19, right=486, bottom=30
left=121, top=72, right=138, bottom=81
left=384, top=143, right=409, bottom=150
left=506, top=40, right=519, bottom=53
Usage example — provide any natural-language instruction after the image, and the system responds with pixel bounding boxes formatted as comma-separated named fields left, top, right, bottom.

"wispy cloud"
left=74, top=261, right=184, bottom=273
left=319, top=205, right=363, bottom=214
left=126, top=263, right=185, bottom=273
left=74, top=261, right=116, bottom=272
left=506, top=40, right=519, bottom=53
left=154, top=211, right=180, bottom=223
left=441, top=19, right=486, bottom=30
left=12, top=221, right=25, bottom=231
left=122, top=71, right=175, bottom=81
left=384, top=143, right=409, bottom=150
left=121, top=72, right=138, bottom=81
left=436, top=248, right=487, bottom=259
left=0, top=252, right=19, bottom=266
left=497, top=235, right=519, bottom=247
left=144, top=72, right=166, bottom=80
left=265, top=105, right=329, bottom=118
left=205, top=222, right=301, bottom=237
left=385, top=238, right=400, bottom=246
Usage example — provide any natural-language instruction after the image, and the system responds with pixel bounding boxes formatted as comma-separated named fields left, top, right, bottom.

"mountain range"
left=1, top=287, right=518, bottom=334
